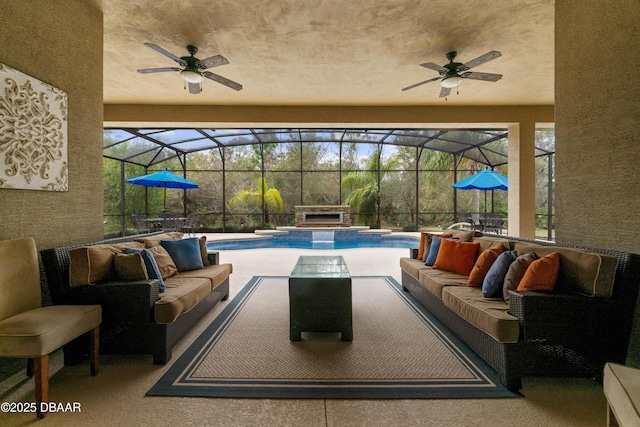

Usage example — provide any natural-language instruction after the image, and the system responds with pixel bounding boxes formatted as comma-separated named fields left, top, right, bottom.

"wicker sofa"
left=400, top=229, right=640, bottom=391
left=41, top=232, right=231, bottom=365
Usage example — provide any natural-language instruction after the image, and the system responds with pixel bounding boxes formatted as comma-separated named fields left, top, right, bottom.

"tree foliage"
left=229, top=177, right=284, bottom=225
left=341, top=150, right=398, bottom=225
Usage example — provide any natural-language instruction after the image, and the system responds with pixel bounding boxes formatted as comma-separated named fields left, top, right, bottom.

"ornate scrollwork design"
left=0, top=63, right=68, bottom=191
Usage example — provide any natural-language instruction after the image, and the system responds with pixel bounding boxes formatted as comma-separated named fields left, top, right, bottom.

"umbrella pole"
left=484, top=190, right=487, bottom=213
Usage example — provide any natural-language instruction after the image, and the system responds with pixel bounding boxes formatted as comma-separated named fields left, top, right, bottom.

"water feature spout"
left=312, top=231, right=335, bottom=242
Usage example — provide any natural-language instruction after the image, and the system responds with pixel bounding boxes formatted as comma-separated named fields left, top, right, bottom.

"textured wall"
left=0, top=1, right=104, bottom=249
left=555, top=1, right=640, bottom=253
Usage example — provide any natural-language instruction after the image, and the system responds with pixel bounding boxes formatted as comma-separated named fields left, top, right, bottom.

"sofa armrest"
left=508, top=290, right=620, bottom=344
left=61, top=279, right=160, bottom=324
left=207, top=250, right=219, bottom=265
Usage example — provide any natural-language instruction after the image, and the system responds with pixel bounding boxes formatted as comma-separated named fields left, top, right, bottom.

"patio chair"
left=458, top=213, right=483, bottom=232
left=481, top=212, right=505, bottom=234
left=180, top=212, right=198, bottom=236
left=161, top=212, right=181, bottom=231
left=0, top=238, right=101, bottom=418
left=132, top=214, right=151, bottom=233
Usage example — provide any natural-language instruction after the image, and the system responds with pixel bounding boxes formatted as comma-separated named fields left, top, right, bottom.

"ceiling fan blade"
left=144, top=42, right=187, bottom=67
left=462, top=71, right=503, bottom=82
left=137, top=67, right=182, bottom=74
left=462, top=51, right=502, bottom=70
left=420, top=62, right=448, bottom=73
left=202, top=71, right=243, bottom=91
left=198, top=55, right=229, bottom=70
left=439, top=86, right=451, bottom=98
left=188, top=82, right=202, bottom=94
left=401, top=76, right=441, bottom=91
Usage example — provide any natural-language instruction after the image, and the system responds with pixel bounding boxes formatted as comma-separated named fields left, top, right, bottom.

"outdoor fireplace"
left=295, top=205, right=351, bottom=227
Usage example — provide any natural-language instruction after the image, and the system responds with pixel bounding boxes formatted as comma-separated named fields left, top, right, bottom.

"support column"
left=507, top=122, right=536, bottom=239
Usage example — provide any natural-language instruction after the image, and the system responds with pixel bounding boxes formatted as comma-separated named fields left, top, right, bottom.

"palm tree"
left=229, top=177, right=284, bottom=225
left=341, top=151, right=398, bottom=226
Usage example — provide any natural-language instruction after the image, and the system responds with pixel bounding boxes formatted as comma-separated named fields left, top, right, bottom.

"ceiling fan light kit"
left=402, top=50, right=502, bottom=98
left=137, top=43, right=242, bottom=94
left=440, top=76, right=462, bottom=88
left=180, top=70, right=203, bottom=84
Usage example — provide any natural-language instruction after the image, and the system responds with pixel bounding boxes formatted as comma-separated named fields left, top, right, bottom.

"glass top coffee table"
left=288, top=255, right=353, bottom=341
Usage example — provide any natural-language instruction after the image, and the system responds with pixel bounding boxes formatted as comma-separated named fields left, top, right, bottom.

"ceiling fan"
left=137, top=43, right=243, bottom=94
left=402, top=51, right=502, bottom=98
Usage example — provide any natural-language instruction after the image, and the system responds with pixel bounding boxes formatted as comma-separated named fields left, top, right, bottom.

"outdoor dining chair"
left=180, top=212, right=198, bottom=236
left=161, top=212, right=182, bottom=231
left=480, top=213, right=505, bottom=234
left=458, top=212, right=483, bottom=232
left=132, top=214, right=152, bottom=233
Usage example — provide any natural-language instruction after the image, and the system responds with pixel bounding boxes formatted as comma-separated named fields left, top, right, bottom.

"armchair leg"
left=33, top=354, right=49, bottom=418
left=27, top=358, right=34, bottom=377
left=90, top=325, right=99, bottom=376
left=27, top=327, right=98, bottom=419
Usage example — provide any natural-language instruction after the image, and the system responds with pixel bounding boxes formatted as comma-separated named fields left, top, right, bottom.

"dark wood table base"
left=289, top=256, right=352, bottom=341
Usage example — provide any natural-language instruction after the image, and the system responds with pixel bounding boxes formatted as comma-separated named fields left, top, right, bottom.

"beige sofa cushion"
left=148, top=246, right=178, bottom=279
left=442, top=286, right=519, bottom=343
left=515, top=242, right=618, bottom=297
left=399, top=257, right=430, bottom=281
left=0, top=304, right=102, bottom=358
left=0, top=238, right=42, bottom=321
left=113, top=252, right=149, bottom=281
left=69, top=242, right=144, bottom=287
left=176, top=263, right=233, bottom=291
left=154, top=277, right=212, bottom=324
left=418, top=267, right=468, bottom=298
left=134, top=232, right=184, bottom=247
left=446, top=229, right=475, bottom=241
left=472, top=236, right=512, bottom=256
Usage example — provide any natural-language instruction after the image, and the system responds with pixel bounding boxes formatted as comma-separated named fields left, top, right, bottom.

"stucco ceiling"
left=102, top=0, right=554, bottom=107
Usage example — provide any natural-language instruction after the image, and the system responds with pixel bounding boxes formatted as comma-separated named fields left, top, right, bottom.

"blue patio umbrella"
left=126, top=169, right=199, bottom=211
left=453, top=168, right=508, bottom=212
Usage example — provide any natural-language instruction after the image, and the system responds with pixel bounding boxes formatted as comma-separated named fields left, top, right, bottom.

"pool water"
left=205, top=230, right=418, bottom=250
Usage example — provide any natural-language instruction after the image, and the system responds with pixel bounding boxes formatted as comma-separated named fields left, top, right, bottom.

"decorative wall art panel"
left=0, top=62, right=68, bottom=191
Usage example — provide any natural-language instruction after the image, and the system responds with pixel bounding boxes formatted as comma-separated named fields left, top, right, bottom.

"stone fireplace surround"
left=295, top=205, right=351, bottom=227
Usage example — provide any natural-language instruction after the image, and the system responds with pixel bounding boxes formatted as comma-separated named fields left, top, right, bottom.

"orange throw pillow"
left=433, top=239, right=480, bottom=276
left=517, top=252, right=560, bottom=291
left=467, top=244, right=505, bottom=287
left=417, top=232, right=430, bottom=260
left=417, top=231, right=451, bottom=260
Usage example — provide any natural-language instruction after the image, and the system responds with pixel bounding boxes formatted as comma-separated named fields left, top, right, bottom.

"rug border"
left=147, top=275, right=520, bottom=399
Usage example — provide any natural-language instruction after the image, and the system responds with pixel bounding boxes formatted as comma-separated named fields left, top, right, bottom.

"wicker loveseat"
left=400, top=230, right=640, bottom=391
left=41, top=232, right=231, bottom=365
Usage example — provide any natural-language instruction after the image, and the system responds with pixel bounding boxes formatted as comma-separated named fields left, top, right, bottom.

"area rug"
left=147, top=276, right=519, bottom=399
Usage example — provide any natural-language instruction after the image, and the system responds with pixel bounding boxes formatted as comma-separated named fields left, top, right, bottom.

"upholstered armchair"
left=0, top=238, right=102, bottom=418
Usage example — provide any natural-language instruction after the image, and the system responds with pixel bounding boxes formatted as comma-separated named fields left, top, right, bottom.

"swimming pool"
left=205, top=229, right=419, bottom=250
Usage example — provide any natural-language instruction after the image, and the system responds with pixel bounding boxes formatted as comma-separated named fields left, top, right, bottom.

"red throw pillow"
left=433, top=238, right=480, bottom=276
left=467, top=244, right=505, bottom=287
left=517, top=252, right=560, bottom=291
